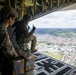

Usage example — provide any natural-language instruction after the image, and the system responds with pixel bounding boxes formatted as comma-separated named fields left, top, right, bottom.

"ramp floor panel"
left=26, top=52, right=76, bottom=75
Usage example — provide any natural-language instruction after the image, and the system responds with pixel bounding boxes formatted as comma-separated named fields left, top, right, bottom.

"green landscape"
left=41, top=51, right=62, bottom=60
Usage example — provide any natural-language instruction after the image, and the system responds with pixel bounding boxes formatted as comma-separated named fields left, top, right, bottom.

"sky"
left=28, top=9, right=76, bottom=28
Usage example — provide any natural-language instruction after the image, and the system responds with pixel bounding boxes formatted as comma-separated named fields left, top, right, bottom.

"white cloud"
left=29, top=10, right=76, bottom=28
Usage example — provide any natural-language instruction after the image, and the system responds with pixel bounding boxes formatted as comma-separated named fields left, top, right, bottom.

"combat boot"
left=31, top=49, right=37, bottom=53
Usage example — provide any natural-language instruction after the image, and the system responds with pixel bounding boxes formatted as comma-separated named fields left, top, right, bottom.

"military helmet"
left=23, top=14, right=32, bottom=21
left=0, top=6, right=18, bottom=20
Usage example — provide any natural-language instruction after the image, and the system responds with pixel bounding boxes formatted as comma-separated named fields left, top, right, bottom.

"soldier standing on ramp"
left=0, top=6, right=20, bottom=75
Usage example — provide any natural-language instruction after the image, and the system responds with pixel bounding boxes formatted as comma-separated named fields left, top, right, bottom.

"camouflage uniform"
left=13, top=20, right=37, bottom=52
left=0, top=6, right=18, bottom=75
left=0, top=21, right=17, bottom=75
left=0, top=22, right=17, bottom=57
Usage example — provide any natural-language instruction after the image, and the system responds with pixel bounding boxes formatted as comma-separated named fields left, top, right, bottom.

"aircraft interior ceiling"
left=0, top=0, right=76, bottom=19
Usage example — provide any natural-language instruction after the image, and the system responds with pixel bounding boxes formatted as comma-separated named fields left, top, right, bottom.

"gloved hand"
left=17, top=50, right=23, bottom=56
left=32, top=25, right=36, bottom=32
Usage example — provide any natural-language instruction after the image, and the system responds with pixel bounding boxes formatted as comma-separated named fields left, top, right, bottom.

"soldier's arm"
left=0, top=23, right=6, bottom=42
left=22, top=24, right=31, bottom=38
left=0, top=24, right=17, bottom=57
left=28, top=25, right=36, bottom=37
left=2, top=32, right=18, bottom=57
left=24, top=25, right=36, bottom=37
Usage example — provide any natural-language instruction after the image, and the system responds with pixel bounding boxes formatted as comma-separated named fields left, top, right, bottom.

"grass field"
left=41, top=51, right=62, bottom=60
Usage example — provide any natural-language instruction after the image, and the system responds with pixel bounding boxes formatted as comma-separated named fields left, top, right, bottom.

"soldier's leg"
left=25, top=35, right=37, bottom=52
left=31, top=36, right=37, bottom=52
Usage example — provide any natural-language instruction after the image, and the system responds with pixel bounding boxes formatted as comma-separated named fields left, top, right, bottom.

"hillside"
left=35, top=28, right=76, bottom=38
